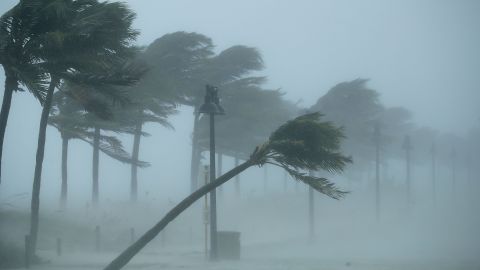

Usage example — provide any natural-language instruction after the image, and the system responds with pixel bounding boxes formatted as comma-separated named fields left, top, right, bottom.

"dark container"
left=217, top=231, right=240, bottom=260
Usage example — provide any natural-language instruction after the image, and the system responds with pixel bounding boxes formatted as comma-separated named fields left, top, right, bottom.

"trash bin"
left=217, top=231, right=240, bottom=260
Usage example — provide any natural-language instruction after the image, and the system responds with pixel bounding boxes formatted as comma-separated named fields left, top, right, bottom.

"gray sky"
left=0, top=0, right=479, bottom=206
left=124, top=0, right=480, bottom=133
left=1, top=0, right=479, bottom=132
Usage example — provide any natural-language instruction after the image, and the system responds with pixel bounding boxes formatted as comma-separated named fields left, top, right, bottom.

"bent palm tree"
left=0, top=2, right=48, bottom=184
left=29, top=0, right=139, bottom=256
left=104, top=112, right=352, bottom=270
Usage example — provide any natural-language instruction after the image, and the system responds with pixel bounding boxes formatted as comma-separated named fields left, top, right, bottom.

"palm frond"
left=246, top=112, right=352, bottom=200
left=283, top=167, right=348, bottom=200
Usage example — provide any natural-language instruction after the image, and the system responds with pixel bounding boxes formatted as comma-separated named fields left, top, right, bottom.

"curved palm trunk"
left=92, top=126, right=100, bottom=206
left=0, top=69, right=17, bottom=185
left=60, top=135, right=69, bottom=208
left=104, top=159, right=253, bottom=270
left=130, top=120, right=142, bottom=202
left=30, top=77, right=57, bottom=255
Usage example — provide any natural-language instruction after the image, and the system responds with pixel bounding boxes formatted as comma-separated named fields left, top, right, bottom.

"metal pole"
left=374, top=124, right=380, bottom=222
left=403, top=135, right=412, bottom=209
left=263, top=166, right=268, bottom=193
left=190, top=111, right=200, bottom=192
left=130, top=228, right=135, bottom=244
left=209, top=113, right=218, bottom=261
left=308, top=170, right=314, bottom=241
left=217, top=152, right=223, bottom=195
left=25, top=235, right=30, bottom=269
left=431, top=143, right=436, bottom=206
left=451, top=148, right=456, bottom=202
left=203, top=166, right=209, bottom=259
left=95, top=225, right=101, bottom=253
left=234, top=156, right=240, bottom=197
left=406, top=146, right=411, bottom=207
left=56, top=237, right=62, bottom=256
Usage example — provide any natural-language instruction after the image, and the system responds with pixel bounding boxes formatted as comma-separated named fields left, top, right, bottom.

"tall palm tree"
left=49, top=90, right=148, bottom=208
left=189, top=46, right=265, bottom=191
left=104, top=112, right=352, bottom=270
left=0, top=1, right=48, bottom=184
left=28, top=0, right=139, bottom=256
left=311, top=79, right=384, bottom=157
left=133, top=32, right=215, bottom=192
left=124, top=102, right=176, bottom=202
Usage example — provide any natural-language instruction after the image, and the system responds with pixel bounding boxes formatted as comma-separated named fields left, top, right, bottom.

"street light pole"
left=373, top=123, right=381, bottom=222
left=402, top=135, right=413, bottom=210
left=208, top=112, right=217, bottom=260
left=198, top=85, right=225, bottom=261
left=431, top=143, right=436, bottom=206
left=308, top=170, right=314, bottom=241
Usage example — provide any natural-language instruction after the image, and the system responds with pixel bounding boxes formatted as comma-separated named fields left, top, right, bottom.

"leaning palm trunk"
left=104, top=159, right=253, bottom=270
left=29, top=77, right=57, bottom=255
left=130, top=121, right=142, bottom=202
left=92, top=126, right=100, bottom=206
left=104, top=113, right=352, bottom=270
left=60, top=135, right=69, bottom=207
left=0, top=70, right=17, bottom=185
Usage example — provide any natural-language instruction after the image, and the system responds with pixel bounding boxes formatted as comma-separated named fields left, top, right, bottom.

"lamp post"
left=308, top=170, right=314, bottom=241
left=430, top=143, right=436, bottom=206
left=373, top=123, right=381, bottom=222
left=402, top=135, right=413, bottom=209
left=198, top=85, right=225, bottom=261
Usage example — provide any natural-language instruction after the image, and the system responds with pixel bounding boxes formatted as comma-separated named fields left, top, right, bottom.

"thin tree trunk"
left=92, top=126, right=100, bottom=206
left=189, top=111, right=200, bottom=192
left=0, top=70, right=17, bottom=185
left=234, top=155, right=240, bottom=196
left=130, top=121, right=142, bottom=202
left=104, top=159, right=253, bottom=270
left=60, top=135, right=69, bottom=208
left=29, top=77, right=57, bottom=256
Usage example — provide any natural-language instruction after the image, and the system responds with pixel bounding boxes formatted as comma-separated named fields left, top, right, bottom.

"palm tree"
left=196, top=80, right=298, bottom=193
left=129, top=32, right=214, bottom=193
left=28, top=0, right=138, bottom=256
left=104, top=112, right=352, bottom=270
left=49, top=90, right=149, bottom=208
left=0, top=1, right=48, bottom=184
left=126, top=104, right=176, bottom=202
left=189, top=46, right=265, bottom=191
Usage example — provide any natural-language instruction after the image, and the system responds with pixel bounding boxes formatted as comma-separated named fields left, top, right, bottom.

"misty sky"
left=0, top=0, right=479, bottom=206
left=124, top=0, right=480, bottom=133
left=1, top=0, right=479, bottom=133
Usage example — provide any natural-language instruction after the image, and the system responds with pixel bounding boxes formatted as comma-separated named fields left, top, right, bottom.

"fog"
left=0, top=1, right=479, bottom=270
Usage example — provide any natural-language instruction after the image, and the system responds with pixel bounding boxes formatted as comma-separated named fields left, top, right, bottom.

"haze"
left=0, top=1, right=479, bottom=270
